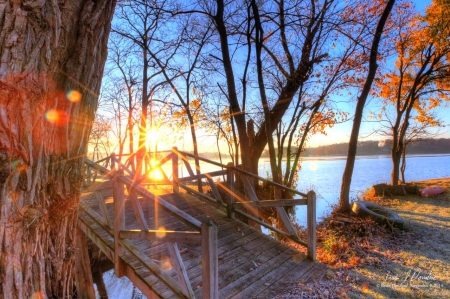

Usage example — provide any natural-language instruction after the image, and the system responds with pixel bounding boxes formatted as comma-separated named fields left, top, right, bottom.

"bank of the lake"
left=278, top=177, right=450, bottom=299
left=257, top=154, right=450, bottom=226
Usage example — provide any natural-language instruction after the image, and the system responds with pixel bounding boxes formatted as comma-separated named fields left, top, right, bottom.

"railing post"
left=226, top=162, right=235, bottom=218
left=74, top=228, right=96, bottom=299
left=86, top=165, right=91, bottom=185
left=113, top=170, right=126, bottom=277
left=111, top=153, right=116, bottom=171
left=202, top=220, right=218, bottom=299
left=307, top=191, right=316, bottom=261
left=172, top=147, right=179, bottom=193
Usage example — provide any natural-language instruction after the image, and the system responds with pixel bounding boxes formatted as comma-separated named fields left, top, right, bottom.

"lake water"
left=258, top=154, right=450, bottom=226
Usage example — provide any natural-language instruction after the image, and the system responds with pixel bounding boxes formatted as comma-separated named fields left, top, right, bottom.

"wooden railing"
left=83, top=154, right=218, bottom=299
left=82, top=147, right=317, bottom=297
left=170, top=148, right=317, bottom=260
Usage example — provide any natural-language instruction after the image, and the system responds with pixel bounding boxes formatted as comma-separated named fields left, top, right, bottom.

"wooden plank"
left=119, top=238, right=190, bottom=298
left=77, top=218, right=114, bottom=261
left=181, top=157, right=195, bottom=177
left=120, top=176, right=202, bottom=230
left=188, top=234, right=278, bottom=283
left=220, top=234, right=279, bottom=262
left=226, top=163, right=235, bottom=218
left=166, top=243, right=196, bottom=299
left=86, top=166, right=91, bottom=185
left=120, top=230, right=201, bottom=244
left=201, top=220, right=219, bottom=299
left=237, top=259, right=317, bottom=298
left=276, top=206, right=299, bottom=239
left=178, top=170, right=227, bottom=182
left=79, top=202, right=113, bottom=235
left=233, top=208, right=305, bottom=244
left=87, top=181, right=113, bottom=192
left=95, top=191, right=112, bottom=229
left=254, top=260, right=317, bottom=298
left=113, top=174, right=126, bottom=277
left=185, top=228, right=261, bottom=277
left=229, top=165, right=308, bottom=197
left=74, top=229, right=96, bottom=299
left=180, top=185, right=219, bottom=205
left=120, top=249, right=178, bottom=298
left=127, top=189, right=150, bottom=231
left=219, top=247, right=294, bottom=298
left=217, top=243, right=294, bottom=290
left=124, top=264, right=163, bottom=299
left=206, top=177, right=223, bottom=203
left=232, top=198, right=307, bottom=208
left=307, top=191, right=317, bottom=260
left=240, top=175, right=259, bottom=203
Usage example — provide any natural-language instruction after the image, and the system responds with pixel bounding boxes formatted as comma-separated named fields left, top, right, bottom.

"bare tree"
left=339, top=0, right=395, bottom=210
left=89, top=114, right=113, bottom=161
left=112, top=0, right=169, bottom=176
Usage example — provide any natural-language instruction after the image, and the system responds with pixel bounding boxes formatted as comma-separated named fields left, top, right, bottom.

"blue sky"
left=307, top=0, right=450, bottom=148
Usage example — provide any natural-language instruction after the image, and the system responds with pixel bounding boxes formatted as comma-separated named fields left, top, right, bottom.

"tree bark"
left=0, top=1, right=116, bottom=298
left=339, top=0, right=395, bottom=211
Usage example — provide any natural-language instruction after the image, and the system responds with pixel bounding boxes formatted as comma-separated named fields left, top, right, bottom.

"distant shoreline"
left=200, top=152, right=450, bottom=161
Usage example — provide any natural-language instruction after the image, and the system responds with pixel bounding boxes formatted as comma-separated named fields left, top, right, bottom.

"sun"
left=146, top=128, right=159, bottom=147
left=308, top=161, right=318, bottom=171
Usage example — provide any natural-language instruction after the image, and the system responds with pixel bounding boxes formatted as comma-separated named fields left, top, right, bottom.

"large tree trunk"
left=0, top=1, right=116, bottom=298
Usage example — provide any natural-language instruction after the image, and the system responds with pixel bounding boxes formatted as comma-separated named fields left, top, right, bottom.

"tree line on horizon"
left=304, top=138, right=450, bottom=156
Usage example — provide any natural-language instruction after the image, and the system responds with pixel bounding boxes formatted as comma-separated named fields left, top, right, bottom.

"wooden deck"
left=78, top=150, right=324, bottom=298
left=79, top=187, right=326, bottom=298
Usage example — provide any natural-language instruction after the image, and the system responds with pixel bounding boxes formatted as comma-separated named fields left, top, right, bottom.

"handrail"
left=174, top=150, right=307, bottom=198
left=230, top=166, right=308, bottom=198
left=84, top=148, right=316, bottom=261
left=176, top=150, right=228, bottom=168
left=83, top=158, right=201, bottom=230
left=83, top=154, right=218, bottom=298
left=170, top=148, right=316, bottom=260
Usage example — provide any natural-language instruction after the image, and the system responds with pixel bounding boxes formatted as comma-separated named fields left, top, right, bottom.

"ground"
left=277, top=178, right=450, bottom=299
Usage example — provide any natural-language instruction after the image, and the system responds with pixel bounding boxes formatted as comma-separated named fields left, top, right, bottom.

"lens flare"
left=148, top=159, right=164, bottom=180
left=156, top=227, right=166, bottom=238
left=45, top=109, right=69, bottom=126
left=30, top=291, right=45, bottom=299
left=161, top=256, right=173, bottom=271
left=66, top=90, right=82, bottom=102
left=11, top=160, right=26, bottom=171
left=308, top=162, right=318, bottom=171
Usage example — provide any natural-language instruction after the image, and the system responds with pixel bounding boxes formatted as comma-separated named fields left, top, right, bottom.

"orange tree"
left=376, top=0, right=450, bottom=185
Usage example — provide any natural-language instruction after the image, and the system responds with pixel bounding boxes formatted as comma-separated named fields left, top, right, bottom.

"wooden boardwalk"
left=78, top=150, right=326, bottom=298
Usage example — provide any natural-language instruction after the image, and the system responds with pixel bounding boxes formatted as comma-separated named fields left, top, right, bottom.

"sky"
left=294, top=0, right=450, bottom=148
left=100, top=0, right=449, bottom=154
left=188, top=0, right=449, bottom=151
